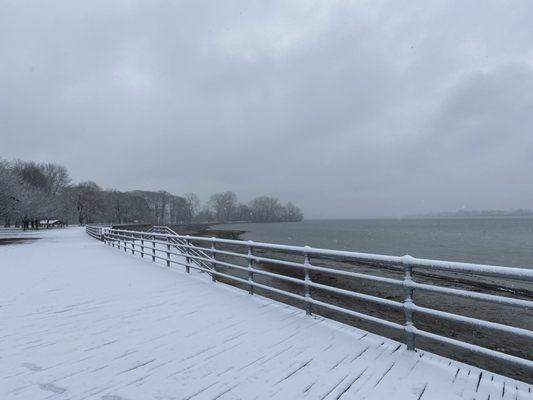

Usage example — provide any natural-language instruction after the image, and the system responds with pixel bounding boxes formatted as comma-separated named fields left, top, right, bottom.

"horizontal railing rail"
left=85, top=225, right=533, bottom=373
left=147, top=226, right=214, bottom=274
left=85, top=224, right=108, bottom=240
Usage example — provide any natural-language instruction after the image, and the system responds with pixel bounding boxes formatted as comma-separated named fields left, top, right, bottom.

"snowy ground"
left=0, top=227, right=531, bottom=400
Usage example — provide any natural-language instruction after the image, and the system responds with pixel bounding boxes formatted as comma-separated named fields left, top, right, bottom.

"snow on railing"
left=147, top=226, right=213, bottom=274
left=85, top=225, right=533, bottom=372
left=85, top=224, right=108, bottom=240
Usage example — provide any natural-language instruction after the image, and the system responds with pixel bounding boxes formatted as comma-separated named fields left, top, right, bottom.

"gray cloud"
left=2, top=0, right=533, bottom=218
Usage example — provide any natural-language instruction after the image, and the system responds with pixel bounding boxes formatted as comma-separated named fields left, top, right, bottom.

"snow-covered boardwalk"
left=1, top=228, right=531, bottom=400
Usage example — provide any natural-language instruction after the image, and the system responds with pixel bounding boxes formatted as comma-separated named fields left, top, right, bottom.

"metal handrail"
left=147, top=226, right=214, bottom=274
left=86, top=225, right=533, bottom=372
left=86, top=225, right=108, bottom=240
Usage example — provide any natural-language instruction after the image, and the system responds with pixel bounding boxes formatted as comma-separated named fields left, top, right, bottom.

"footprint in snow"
left=21, top=362, right=42, bottom=371
left=39, top=383, right=66, bottom=394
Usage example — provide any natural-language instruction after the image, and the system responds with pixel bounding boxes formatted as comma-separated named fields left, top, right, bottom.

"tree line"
left=0, top=159, right=303, bottom=229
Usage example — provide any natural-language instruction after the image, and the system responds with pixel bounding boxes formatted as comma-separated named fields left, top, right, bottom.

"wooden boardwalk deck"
left=1, top=228, right=531, bottom=400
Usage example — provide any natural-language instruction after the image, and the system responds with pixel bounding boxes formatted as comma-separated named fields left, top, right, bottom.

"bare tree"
left=42, top=163, right=71, bottom=196
left=183, top=192, right=200, bottom=223
left=67, top=181, right=106, bottom=225
left=125, top=194, right=151, bottom=223
left=195, top=206, right=214, bottom=222
left=209, top=191, right=237, bottom=222
left=234, top=203, right=251, bottom=222
left=285, top=202, right=304, bottom=222
left=106, top=190, right=127, bottom=224
left=103, top=190, right=151, bottom=224
left=130, top=190, right=188, bottom=224
left=0, top=161, right=22, bottom=226
left=249, top=196, right=285, bottom=222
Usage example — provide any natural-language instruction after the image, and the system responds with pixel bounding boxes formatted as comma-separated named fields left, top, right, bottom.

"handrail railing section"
left=85, top=224, right=533, bottom=374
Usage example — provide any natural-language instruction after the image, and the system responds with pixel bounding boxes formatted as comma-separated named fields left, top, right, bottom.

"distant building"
left=39, top=219, right=65, bottom=228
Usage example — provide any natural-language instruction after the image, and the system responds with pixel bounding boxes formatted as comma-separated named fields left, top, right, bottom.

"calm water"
left=213, top=218, right=533, bottom=268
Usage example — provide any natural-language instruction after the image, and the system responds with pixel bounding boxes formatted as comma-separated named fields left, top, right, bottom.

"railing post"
left=140, top=238, right=144, bottom=258
left=402, top=255, right=416, bottom=351
left=211, top=239, right=217, bottom=282
left=131, top=233, right=135, bottom=255
left=166, top=236, right=171, bottom=267
left=247, top=241, right=254, bottom=295
left=152, top=239, right=156, bottom=262
left=304, top=246, right=312, bottom=316
left=185, top=236, right=191, bottom=273
left=123, top=233, right=127, bottom=253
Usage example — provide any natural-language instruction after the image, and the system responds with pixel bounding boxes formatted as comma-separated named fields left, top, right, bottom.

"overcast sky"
left=1, top=1, right=533, bottom=218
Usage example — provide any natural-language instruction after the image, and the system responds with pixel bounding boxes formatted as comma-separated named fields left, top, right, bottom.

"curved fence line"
left=85, top=224, right=533, bottom=372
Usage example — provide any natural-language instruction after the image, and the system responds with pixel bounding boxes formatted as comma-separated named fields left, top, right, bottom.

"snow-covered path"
left=0, top=228, right=531, bottom=400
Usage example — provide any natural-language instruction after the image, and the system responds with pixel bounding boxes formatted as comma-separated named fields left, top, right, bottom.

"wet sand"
left=116, top=223, right=245, bottom=239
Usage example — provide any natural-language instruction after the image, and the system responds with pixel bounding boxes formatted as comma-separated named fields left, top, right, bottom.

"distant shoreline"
left=115, top=222, right=248, bottom=240
left=405, top=211, right=533, bottom=219
left=214, top=215, right=533, bottom=222
left=404, top=215, right=533, bottom=220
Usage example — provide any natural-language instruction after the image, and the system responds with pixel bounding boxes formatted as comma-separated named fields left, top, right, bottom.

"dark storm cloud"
left=2, top=0, right=533, bottom=218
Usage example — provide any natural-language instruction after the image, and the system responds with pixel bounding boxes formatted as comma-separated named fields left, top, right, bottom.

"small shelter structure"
left=39, top=219, right=65, bottom=229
